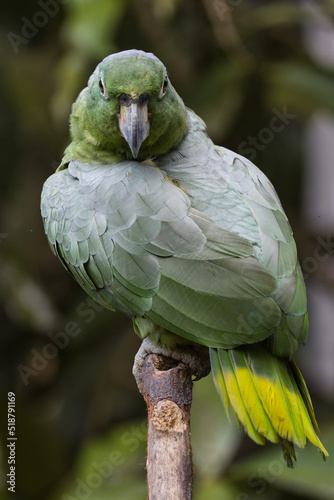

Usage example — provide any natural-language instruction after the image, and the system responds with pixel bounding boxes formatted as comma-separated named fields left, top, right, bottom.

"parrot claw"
left=132, top=337, right=210, bottom=394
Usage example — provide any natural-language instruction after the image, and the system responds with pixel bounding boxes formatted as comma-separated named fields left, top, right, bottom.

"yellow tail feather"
left=210, top=346, right=328, bottom=467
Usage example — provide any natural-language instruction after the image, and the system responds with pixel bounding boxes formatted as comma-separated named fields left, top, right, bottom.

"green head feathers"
left=65, top=49, right=188, bottom=164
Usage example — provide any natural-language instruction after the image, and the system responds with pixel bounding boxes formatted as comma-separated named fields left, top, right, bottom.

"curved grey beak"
left=118, top=101, right=150, bottom=158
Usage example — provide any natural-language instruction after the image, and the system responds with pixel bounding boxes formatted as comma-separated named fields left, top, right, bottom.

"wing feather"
left=41, top=141, right=306, bottom=355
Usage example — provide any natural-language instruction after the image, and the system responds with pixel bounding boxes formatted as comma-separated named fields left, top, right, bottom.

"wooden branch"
left=140, top=353, right=193, bottom=500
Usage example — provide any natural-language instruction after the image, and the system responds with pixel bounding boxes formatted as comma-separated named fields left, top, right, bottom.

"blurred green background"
left=1, top=0, right=334, bottom=499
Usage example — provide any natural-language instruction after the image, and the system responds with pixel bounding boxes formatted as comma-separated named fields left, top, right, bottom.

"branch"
left=140, top=353, right=193, bottom=500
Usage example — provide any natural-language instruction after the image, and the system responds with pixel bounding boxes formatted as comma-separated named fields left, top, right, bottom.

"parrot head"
left=75, top=49, right=188, bottom=160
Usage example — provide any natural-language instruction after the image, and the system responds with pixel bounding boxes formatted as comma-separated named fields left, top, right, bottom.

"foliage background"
left=1, top=0, right=334, bottom=499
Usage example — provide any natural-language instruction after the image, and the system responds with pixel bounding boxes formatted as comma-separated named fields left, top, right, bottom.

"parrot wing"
left=156, top=109, right=308, bottom=353
left=41, top=158, right=282, bottom=349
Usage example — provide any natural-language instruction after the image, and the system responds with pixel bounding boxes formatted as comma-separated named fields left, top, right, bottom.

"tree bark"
left=140, top=353, right=193, bottom=500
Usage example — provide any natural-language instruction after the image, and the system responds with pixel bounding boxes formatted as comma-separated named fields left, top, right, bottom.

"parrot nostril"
left=119, top=93, right=150, bottom=107
left=118, top=93, right=132, bottom=106
left=138, top=92, right=150, bottom=105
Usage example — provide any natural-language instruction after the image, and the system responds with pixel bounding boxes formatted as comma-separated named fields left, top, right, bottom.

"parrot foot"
left=132, top=337, right=210, bottom=394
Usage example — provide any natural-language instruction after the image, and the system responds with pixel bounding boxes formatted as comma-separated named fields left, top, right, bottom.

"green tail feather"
left=210, top=345, right=328, bottom=467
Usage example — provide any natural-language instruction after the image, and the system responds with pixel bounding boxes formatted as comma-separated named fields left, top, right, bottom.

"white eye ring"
left=98, top=76, right=109, bottom=99
left=158, top=76, right=168, bottom=99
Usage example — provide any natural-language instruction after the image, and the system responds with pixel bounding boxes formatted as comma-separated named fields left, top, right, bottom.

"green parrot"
left=41, top=49, right=328, bottom=466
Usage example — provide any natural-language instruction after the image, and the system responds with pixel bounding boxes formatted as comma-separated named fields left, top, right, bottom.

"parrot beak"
left=118, top=100, right=150, bottom=158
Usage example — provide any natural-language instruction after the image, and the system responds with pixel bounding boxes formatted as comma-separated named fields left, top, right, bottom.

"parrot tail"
left=209, top=345, right=328, bottom=467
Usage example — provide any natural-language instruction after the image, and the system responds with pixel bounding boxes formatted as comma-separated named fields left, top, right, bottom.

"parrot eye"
left=158, top=75, right=168, bottom=99
left=98, top=77, right=108, bottom=99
